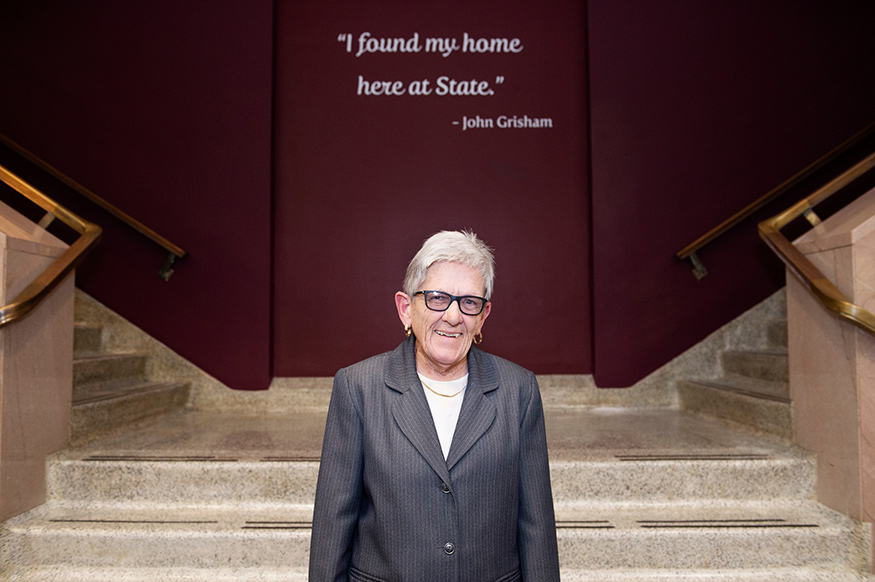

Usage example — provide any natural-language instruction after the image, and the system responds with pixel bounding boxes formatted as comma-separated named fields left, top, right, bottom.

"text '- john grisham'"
left=339, top=32, right=523, bottom=97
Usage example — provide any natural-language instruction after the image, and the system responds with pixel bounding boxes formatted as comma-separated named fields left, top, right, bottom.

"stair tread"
left=560, top=567, right=875, bottom=581
left=10, top=498, right=848, bottom=528
left=1, top=566, right=308, bottom=582
left=9, top=567, right=871, bottom=582
left=45, top=408, right=814, bottom=510
left=73, top=351, right=147, bottom=361
left=555, top=498, right=853, bottom=527
left=55, top=408, right=804, bottom=462
left=72, top=381, right=187, bottom=406
left=6, top=498, right=864, bottom=572
left=723, top=348, right=788, bottom=356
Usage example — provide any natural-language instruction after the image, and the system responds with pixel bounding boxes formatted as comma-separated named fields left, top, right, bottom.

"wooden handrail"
left=0, top=165, right=102, bottom=327
left=676, top=120, right=875, bottom=279
left=758, top=151, right=875, bottom=336
left=0, top=133, right=185, bottom=280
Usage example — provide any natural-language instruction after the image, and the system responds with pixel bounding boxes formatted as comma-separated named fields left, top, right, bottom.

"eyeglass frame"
left=413, top=290, right=489, bottom=316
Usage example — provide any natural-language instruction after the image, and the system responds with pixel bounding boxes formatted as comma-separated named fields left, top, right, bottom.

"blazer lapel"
left=387, top=338, right=451, bottom=483
left=446, top=347, right=497, bottom=470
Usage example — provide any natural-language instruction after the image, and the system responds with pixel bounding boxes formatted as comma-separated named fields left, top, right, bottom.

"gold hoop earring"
left=474, top=332, right=483, bottom=345
left=405, top=325, right=412, bottom=338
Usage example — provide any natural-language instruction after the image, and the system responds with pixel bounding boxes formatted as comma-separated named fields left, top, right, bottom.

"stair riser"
left=723, top=352, right=788, bottom=383
left=74, top=356, right=148, bottom=393
left=5, top=567, right=871, bottom=582
left=677, top=383, right=793, bottom=441
left=550, top=458, right=814, bottom=503
left=7, top=527, right=310, bottom=569
left=558, top=526, right=869, bottom=570
left=48, top=462, right=321, bottom=507
left=48, top=459, right=814, bottom=508
left=6, top=525, right=866, bottom=571
left=1, top=566, right=309, bottom=582
left=563, top=569, right=874, bottom=582
left=70, top=385, right=190, bottom=442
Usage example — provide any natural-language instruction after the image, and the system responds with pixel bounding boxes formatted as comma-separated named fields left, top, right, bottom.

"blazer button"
left=441, top=483, right=451, bottom=494
left=444, top=542, right=455, bottom=555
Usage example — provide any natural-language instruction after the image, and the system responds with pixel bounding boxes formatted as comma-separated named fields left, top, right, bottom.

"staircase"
left=1, top=292, right=873, bottom=581
left=70, top=321, right=190, bottom=446
left=678, top=312, right=793, bottom=442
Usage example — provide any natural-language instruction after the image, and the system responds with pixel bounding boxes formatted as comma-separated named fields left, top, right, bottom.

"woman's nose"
left=442, top=300, right=463, bottom=323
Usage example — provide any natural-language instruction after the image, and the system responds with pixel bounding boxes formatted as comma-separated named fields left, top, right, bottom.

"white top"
left=419, top=373, right=468, bottom=460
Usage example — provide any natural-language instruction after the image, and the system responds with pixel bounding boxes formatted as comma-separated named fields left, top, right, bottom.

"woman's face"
left=395, top=261, right=491, bottom=380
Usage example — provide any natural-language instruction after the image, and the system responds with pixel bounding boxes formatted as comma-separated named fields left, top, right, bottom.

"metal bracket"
left=37, top=212, right=55, bottom=230
left=689, top=252, right=708, bottom=281
left=159, top=253, right=177, bottom=281
left=803, top=208, right=822, bottom=227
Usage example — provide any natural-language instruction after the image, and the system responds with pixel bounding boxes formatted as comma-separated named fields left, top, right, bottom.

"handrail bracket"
left=688, top=252, right=708, bottom=281
left=803, top=208, right=822, bottom=227
left=37, top=212, right=55, bottom=230
left=159, top=253, right=178, bottom=281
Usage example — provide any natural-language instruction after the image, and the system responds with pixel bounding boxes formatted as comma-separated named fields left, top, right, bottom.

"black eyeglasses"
left=414, top=290, right=488, bottom=316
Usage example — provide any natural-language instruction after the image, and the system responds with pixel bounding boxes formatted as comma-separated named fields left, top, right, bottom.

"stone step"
left=73, top=353, right=149, bottom=398
left=6, top=566, right=872, bottom=582
left=678, top=375, right=792, bottom=441
left=550, top=452, right=812, bottom=504
left=722, top=349, right=789, bottom=383
left=555, top=500, right=870, bottom=570
left=561, top=568, right=875, bottom=581
left=73, top=323, right=102, bottom=354
left=46, top=408, right=815, bottom=508
left=2, top=500, right=867, bottom=574
left=46, top=449, right=814, bottom=509
left=70, top=382, right=190, bottom=446
left=0, top=566, right=308, bottom=582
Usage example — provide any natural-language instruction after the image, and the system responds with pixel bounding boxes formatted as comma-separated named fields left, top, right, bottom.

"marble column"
left=787, top=186, right=875, bottom=537
left=0, top=200, right=73, bottom=521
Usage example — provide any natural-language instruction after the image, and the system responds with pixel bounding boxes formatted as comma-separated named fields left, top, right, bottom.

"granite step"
left=5, top=566, right=872, bottom=582
left=46, top=408, right=815, bottom=509
left=561, top=568, right=875, bottom=581
left=45, top=451, right=813, bottom=510
left=678, top=375, right=792, bottom=440
left=1, top=500, right=868, bottom=576
left=70, top=382, right=191, bottom=446
left=70, top=318, right=191, bottom=445
left=555, top=500, right=870, bottom=571
left=73, top=353, right=149, bottom=399
left=722, top=349, right=789, bottom=383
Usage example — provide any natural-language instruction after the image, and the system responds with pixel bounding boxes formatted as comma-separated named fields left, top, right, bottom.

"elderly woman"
left=309, top=230, right=560, bottom=582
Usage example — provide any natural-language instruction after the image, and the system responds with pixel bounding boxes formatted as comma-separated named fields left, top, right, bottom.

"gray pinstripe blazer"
left=308, top=337, right=560, bottom=582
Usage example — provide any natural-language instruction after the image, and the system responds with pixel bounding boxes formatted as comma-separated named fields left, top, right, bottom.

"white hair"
left=403, top=230, right=495, bottom=299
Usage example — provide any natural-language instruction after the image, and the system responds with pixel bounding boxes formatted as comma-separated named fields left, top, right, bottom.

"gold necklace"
left=421, top=379, right=466, bottom=398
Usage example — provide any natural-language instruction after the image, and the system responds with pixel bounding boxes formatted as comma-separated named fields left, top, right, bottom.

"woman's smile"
left=435, top=330, right=462, bottom=338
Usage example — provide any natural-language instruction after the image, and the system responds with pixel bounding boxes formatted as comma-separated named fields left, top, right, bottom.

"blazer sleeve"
left=308, top=368, right=364, bottom=582
left=517, top=374, right=561, bottom=582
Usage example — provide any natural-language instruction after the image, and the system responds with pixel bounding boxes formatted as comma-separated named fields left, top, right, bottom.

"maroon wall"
left=273, top=0, right=591, bottom=376
left=0, top=2, right=274, bottom=390
left=2, top=2, right=875, bottom=390
left=588, top=1, right=875, bottom=386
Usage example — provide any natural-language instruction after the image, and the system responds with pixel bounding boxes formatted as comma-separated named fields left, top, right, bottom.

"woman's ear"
left=395, top=291, right=412, bottom=328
